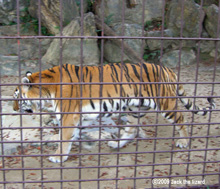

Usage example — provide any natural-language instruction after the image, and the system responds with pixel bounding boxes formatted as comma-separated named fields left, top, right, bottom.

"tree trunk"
left=95, top=16, right=145, bottom=63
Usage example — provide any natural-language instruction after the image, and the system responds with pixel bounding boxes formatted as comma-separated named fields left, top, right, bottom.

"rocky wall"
left=0, top=0, right=219, bottom=76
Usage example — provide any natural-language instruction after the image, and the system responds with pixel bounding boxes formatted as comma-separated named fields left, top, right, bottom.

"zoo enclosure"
left=0, top=0, right=219, bottom=188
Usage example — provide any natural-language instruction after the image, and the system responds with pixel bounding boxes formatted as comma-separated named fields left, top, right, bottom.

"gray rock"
left=200, top=41, right=215, bottom=54
left=0, top=24, right=51, bottom=60
left=0, top=55, right=18, bottom=62
left=0, top=24, right=52, bottom=76
left=0, top=55, right=39, bottom=76
left=0, top=55, right=41, bottom=76
left=0, top=55, right=19, bottom=76
left=95, top=0, right=163, bottom=26
left=170, top=40, right=197, bottom=51
left=28, top=0, right=80, bottom=35
left=209, top=47, right=220, bottom=59
left=0, top=24, right=36, bottom=36
left=146, top=29, right=174, bottom=51
left=201, top=0, right=218, bottom=6
left=166, top=0, right=205, bottom=37
left=161, top=49, right=196, bottom=68
left=42, top=12, right=100, bottom=67
left=0, top=0, right=29, bottom=25
left=104, top=23, right=143, bottom=63
left=204, top=4, right=220, bottom=38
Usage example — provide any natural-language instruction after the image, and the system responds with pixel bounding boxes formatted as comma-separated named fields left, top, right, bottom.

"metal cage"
left=0, top=0, right=219, bottom=188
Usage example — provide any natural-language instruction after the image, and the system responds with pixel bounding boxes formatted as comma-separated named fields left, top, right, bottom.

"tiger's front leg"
left=49, top=114, right=79, bottom=163
left=108, top=115, right=145, bottom=148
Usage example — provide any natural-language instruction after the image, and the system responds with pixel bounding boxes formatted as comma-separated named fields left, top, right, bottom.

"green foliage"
left=143, top=46, right=161, bottom=61
left=54, top=26, right=61, bottom=31
left=104, top=14, right=114, bottom=26
left=20, top=8, right=53, bottom=36
left=145, top=20, right=152, bottom=31
left=87, top=0, right=95, bottom=12
left=145, top=20, right=165, bottom=31
left=194, top=0, right=219, bottom=5
left=0, top=21, right=16, bottom=26
left=76, top=0, right=95, bottom=13
left=21, top=18, right=52, bottom=35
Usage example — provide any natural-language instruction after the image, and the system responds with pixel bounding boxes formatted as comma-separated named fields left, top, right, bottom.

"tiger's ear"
left=26, top=71, right=32, bottom=77
left=22, top=77, right=31, bottom=91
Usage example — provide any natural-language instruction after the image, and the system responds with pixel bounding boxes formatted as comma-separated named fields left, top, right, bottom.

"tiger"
left=13, top=63, right=215, bottom=163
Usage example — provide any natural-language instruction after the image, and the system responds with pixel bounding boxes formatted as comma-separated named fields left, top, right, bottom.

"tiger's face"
left=13, top=87, right=35, bottom=113
left=13, top=86, right=40, bottom=113
left=13, top=87, right=20, bottom=111
left=13, top=71, right=44, bottom=113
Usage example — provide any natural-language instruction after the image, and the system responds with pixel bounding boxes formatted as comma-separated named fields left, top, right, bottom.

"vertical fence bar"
left=58, top=0, right=63, bottom=188
left=0, top=52, right=4, bottom=189
left=186, top=0, right=204, bottom=187
left=97, top=0, right=105, bottom=188
left=202, top=0, right=220, bottom=184
left=59, top=0, right=64, bottom=188
left=79, top=0, right=85, bottom=188
left=133, top=0, right=146, bottom=188
left=168, top=0, right=185, bottom=188
left=0, top=13, right=5, bottom=189
left=37, top=1, right=44, bottom=188
left=16, top=0, right=25, bottom=188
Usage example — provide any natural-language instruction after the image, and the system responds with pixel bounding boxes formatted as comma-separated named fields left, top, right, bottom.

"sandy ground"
left=0, top=61, right=219, bottom=189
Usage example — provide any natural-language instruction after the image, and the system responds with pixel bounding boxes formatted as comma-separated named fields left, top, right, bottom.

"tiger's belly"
left=82, top=99, right=125, bottom=120
left=82, top=98, right=155, bottom=120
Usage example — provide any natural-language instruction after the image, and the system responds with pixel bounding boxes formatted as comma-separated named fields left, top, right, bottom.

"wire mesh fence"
left=0, top=0, right=219, bottom=188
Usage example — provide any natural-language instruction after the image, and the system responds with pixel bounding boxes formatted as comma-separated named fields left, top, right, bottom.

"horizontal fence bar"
left=3, top=109, right=219, bottom=116
left=0, top=173, right=219, bottom=184
left=4, top=95, right=220, bottom=102
left=1, top=148, right=219, bottom=158
left=1, top=121, right=219, bottom=130
left=1, top=160, right=219, bottom=172
left=0, top=135, right=219, bottom=145
left=3, top=81, right=220, bottom=87
left=0, top=35, right=220, bottom=41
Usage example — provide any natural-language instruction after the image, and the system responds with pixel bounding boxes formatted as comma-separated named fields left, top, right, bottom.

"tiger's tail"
left=177, top=85, right=216, bottom=116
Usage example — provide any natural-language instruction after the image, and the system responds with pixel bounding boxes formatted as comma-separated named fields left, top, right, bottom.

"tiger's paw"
left=108, top=141, right=119, bottom=149
left=176, top=139, right=189, bottom=148
left=49, top=155, right=68, bottom=163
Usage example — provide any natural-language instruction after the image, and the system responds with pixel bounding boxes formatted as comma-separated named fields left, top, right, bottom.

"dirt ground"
left=0, top=61, right=219, bottom=189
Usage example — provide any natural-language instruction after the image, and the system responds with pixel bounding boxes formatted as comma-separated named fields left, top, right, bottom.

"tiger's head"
left=13, top=71, right=47, bottom=113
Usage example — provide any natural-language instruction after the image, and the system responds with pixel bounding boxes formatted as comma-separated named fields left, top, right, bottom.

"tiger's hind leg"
left=108, top=115, right=145, bottom=148
left=162, top=108, right=189, bottom=148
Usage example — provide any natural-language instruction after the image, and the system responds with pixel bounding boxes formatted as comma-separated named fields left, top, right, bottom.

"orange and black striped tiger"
left=13, top=63, right=215, bottom=163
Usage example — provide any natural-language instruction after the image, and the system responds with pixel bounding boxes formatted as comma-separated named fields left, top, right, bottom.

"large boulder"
left=0, top=0, right=29, bottom=25
left=166, top=0, right=205, bottom=37
left=95, top=0, right=163, bottom=26
left=28, top=0, right=80, bottom=35
left=95, top=0, right=164, bottom=63
left=200, top=41, right=215, bottom=54
left=145, top=29, right=174, bottom=51
left=204, top=4, right=220, bottom=38
left=0, top=24, right=51, bottom=76
left=104, top=23, right=143, bottom=63
left=161, top=49, right=196, bottom=68
left=42, top=13, right=100, bottom=67
left=0, top=24, right=51, bottom=60
left=197, top=0, right=218, bottom=6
